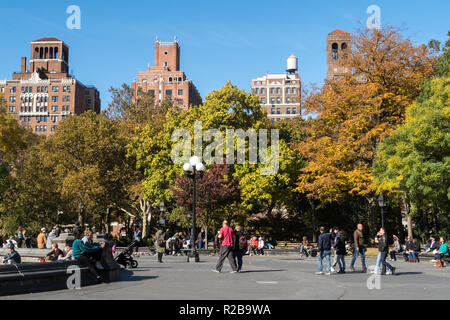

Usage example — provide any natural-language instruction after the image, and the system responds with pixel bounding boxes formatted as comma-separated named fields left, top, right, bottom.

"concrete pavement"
left=2, top=254, right=449, bottom=300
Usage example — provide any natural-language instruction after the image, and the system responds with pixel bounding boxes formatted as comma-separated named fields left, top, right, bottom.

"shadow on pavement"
left=120, top=269, right=158, bottom=282
left=240, top=269, right=286, bottom=273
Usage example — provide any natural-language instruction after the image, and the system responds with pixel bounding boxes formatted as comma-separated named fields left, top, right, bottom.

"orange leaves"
left=295, top=27, right=435, bottom=204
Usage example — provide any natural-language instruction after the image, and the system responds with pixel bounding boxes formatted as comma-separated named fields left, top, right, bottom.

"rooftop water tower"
left=286, top=54, right=298, bottom=74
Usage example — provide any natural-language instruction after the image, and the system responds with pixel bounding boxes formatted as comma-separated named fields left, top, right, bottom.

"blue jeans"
left=336, top=255, right=345, bottom=271
left=374, top=252, right=391, bottom=273
left=350, top=246, right=366, bottom=268
left=197, top=241, right=205, bottom=249
left=267, top=243, right=274, bottom=250
left=409, top=251, right=420, bottom=261
left=318, top=250, right=331, bottom=273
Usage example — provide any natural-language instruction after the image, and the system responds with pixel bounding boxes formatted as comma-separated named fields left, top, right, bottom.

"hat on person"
left=41, top=227, right=47, bottom=232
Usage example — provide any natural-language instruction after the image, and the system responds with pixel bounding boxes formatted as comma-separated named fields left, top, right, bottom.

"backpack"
left=157, top=233, right=166, bottom=247
left=239, top=235, right=248, bottom=251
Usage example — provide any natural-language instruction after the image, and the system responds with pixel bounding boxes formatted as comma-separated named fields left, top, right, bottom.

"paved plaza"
left=2, top=254, right=450, bottom=300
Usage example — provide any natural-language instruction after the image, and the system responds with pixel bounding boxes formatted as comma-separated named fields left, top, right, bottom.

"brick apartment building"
left=131, top=37, right=202, bottom=109
left=251, top=55, right=302, bottom=122
left=0, top=37, right=101, bottom=136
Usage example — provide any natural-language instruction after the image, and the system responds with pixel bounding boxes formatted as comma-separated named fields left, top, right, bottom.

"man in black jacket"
left=378, top=228, right=396, bottom=275
left=316, top=226, right=332, bottom=275
left=233, top=226, right=246, bottom=272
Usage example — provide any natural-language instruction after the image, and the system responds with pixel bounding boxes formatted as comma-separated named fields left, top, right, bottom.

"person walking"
left=233, top=226, right=247, bottom=272
left=155, top=228, right=166, bottom=263
left=373, top=230, right=392, bottom=274
left=334, top=227, right=346, bottom=274
left=133, top=227, right=142, bottom=254
left=197, top=228, right=206, bottom=250
left=377, top=228, right=396, bottom=275
left=316, top=226, right=332, bottom=275
left=349, top=223, right=367, bottom=272
left=213, top=220, right=238, bottom=273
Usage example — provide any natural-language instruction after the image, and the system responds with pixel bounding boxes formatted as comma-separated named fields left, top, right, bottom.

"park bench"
left=0, top=241, right=120, bottom=296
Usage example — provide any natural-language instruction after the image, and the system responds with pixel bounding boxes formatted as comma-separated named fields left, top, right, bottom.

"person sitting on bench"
left=72, top=230, right=106, bottom=282
left=435, top=237, right=449, bottom=267
left=45, top=243, right=64, bottom=261
left=408, top=238, right=421, bottom=262
left=2, top=244, right=21, bottom=265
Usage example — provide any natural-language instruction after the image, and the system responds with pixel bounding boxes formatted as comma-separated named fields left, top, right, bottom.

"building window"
left=51, top=116, right=58, bottom=122
left=292, top=88, right=296, bottom=94
left=164, top=61, right=168, bottom=67
left=292, top=108, right=297, bottom=114
left=277, top=108, right=281, bottom=114
left=9, top=97, right=16, bottom=103
left=52, top=96, right=58, bottom=102
left=149, top=90, right=155, bottom=96
left=276, top=88, right=280, bottom=94
left=165, top=90, right=172, bottom=96
left=52, top=86, right=59, bottom=92
left=286, top=97, right=290, bottom=103
left=271, top=107, right=275, bottom=114
left=287, top=107, right=291, bottom=114
left=271, top=98, right=275, bottom=104
left=177, top=99, right=183, bottom=105
left=261, top=98, right=265, bottom=104
left=51, top=126, right=57, bottom=132
left=9, top=106, right=15, bottom=112
left=276, top=97, right=281, bottom=104
left=332, top=43, right=338, bottom=60
left=255, top=88, right=259, bottom=94
left=9, top=87, right=16, bottom=93
left=178, top=89, right=183, bottom=96
left=270, top=88, right=274, bottom=94
left=52, top=106, right=58, bottom=112
left=286, top=88, right=290, bottom=94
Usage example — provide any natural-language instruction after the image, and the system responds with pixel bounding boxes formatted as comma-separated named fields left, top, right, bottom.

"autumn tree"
left=42, top=111, right=130, bottom=226
left=171, top=163, right=240, bottom=246
left=296, top=27, right=435, bottom=236
left=374, top=36, right=450, bottom=236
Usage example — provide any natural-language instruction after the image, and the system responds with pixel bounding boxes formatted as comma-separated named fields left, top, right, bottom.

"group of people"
left=315, top=224, right=397, bottom=276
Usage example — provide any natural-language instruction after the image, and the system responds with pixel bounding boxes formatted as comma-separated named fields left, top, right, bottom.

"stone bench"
left=0, top=242, right=120, bottom=296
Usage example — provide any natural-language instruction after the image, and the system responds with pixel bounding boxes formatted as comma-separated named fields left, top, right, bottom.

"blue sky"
left=0, top=0, right=449, bottom=109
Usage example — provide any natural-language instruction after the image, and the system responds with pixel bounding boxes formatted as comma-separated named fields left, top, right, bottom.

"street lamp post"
left=183, top=156, right=206, bottom=263
left=378, top=193, right=386, bottom=229
left=159, top=201, right=166, bottom=226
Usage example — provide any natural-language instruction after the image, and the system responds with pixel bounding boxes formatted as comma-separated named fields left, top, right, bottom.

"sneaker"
left=349, top=266, right=355, bottom=272
left=325, top=272, right=331, bottom=276
left=330, top=267, right=335, bottom=273
left=390, top=267, right=396, bottom=275
left=315, top=271, right=323, bottom=275
left=230, top=271, right=238, bottom=274
left=362, top=267, right=367, bottom=272
left=430, top=260, right=436, bottom=263
left=212, top=269, right=221, bottom=273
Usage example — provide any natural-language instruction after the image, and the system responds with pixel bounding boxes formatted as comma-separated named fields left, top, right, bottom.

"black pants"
left=233, top=251, right=243, bottom=271
left=380, top=251, right=394, bottom=274
left=390, top=250, right=398, bottom=261
left=157, top=252, right=163, bottom=262
left=77, top=251, right=102, bottom=278
left=216, top=246, right=237, bottom=272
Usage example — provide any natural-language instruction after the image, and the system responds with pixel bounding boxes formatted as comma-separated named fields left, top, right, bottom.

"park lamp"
left=377, top=193, right=385, bottom=207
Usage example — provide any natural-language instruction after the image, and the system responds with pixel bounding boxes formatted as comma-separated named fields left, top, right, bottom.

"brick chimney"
left=21, top=57, right=27, bottom=73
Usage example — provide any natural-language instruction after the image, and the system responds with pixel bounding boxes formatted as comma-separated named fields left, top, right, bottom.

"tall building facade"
left=131, top=37, right=202, bottom=109
left=251, top=55, right=301, bottom=122
left=326, top=29, right=352, bottom=80
left=0, top=37, right=101, bottom=136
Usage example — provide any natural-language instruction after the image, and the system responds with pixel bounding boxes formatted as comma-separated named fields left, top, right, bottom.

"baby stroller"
left=115, top=241, right=139, bottom=269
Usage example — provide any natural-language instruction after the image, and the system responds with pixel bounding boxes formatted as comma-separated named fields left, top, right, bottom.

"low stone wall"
left=0, top=242, right=120, bottom=296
